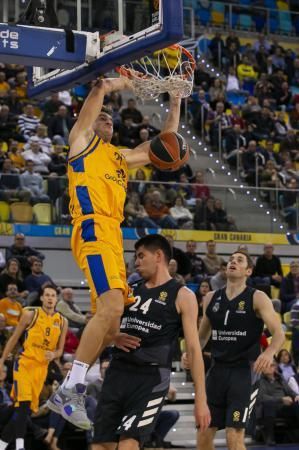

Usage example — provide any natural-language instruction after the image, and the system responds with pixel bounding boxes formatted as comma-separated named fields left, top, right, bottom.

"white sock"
left=0, top=439, right=9, bottom=450
left=16, top=438, right=24, bottom=450
left=64, top=360, right=89, bottom=389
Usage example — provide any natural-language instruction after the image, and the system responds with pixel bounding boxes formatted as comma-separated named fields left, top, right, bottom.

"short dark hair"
left=231, top=251, right=254, bottom=269
left=135, top=234, right=172, bottom=264
left=100, top=105, right=113, bottom=116
left=41, top=284, right=58, bottom=296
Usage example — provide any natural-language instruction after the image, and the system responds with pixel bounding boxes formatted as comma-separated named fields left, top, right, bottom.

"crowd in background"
left=191, top=31, right=299, bottom=230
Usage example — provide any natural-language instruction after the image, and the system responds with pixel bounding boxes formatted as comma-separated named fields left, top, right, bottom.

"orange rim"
left=116, top=44, right=196, bottom=80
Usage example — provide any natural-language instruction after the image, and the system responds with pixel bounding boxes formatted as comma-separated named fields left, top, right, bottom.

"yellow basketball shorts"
left=71, top=216, right=132, bottom=314
left=11, top=357, right=48, bottom=412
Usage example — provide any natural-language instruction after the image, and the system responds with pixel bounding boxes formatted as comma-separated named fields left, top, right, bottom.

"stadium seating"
left=33, top=203, right=52, bottom=225
left=0, top=201, right=10, bottom=222
left=10, top=202, right=33, bottom=223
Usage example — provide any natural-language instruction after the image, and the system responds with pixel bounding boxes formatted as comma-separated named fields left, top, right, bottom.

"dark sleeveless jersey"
left=206, top=286, right=264, bottom=366
left=113, top=279, right=182, bottom=367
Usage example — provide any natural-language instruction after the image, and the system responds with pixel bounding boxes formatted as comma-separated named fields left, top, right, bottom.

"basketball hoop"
left=116, top=44, right=195, bottom=100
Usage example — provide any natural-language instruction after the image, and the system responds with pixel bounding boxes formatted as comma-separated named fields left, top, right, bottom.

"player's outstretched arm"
left=121, top=96, right=182, bottom=169
left=69, top=77, right=131, bottom=153
left=253, top=291, right=285, bottom=374
left=0, top=309, right=34, bottom=368
left=177, top=287, right=211, bottom=431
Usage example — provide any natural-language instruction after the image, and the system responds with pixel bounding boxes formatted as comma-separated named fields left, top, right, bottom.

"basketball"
left=149, top=132, right=190, bottom=172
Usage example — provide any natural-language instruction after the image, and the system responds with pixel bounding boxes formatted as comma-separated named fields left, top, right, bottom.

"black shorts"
left=206, top=362, right=259, bottom=430
left=93, top=360, right=170, bottom=444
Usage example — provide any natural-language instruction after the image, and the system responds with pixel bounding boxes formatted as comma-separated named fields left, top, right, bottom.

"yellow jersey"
left=68, top=135, right=128, bottom=224
left=0, top=298, right=22, bottom=327
left=20, top=307, right=64, bottom=364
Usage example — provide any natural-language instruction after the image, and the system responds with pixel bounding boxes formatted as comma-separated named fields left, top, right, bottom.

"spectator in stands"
left=279, top=161, right=298, bottom=186
left=118, top=117, right=138, bottom=148
left=0, top=72, right=10, bottom=98
left=0, top=105, right=18, bottom=142
left=280, top=260, right=299, bottom=314
left=13, top=71, right=27, bottom=99
left=208, top=32, right=225, bottom=68
left=277, top=349, right=299, bottom=395
left=226, top=30, right=240, bottom=51
left=24, top=259, right=56, bottom=300
left=237, top=56, right=258, bottom=85
left=168, top=259, right=185, bottom=285
left=0, top=283, right=22, bottom=327
left=42, top=93, right=65, bottom=125
left=225, top=43, right=241, bottom=72
left=241, top=140, right=265, bottom=185
left=210, top=261, right=227, bottom=291
left=195, top=279, right=212, bottom=320
left=48, top=105, right=74, bottom=144
left=129, top=168, right=149, bottom=200
left=207, top=102, right=231, bottom=151
left=121, top=98, right=143, bottom=124
left=0, top=258, right=27, bottom=301
left=274, top=111, right=290, bottom=141
left=34, top=124, right=53, bottom=155
left=208, top=79, right=225, bottom=103
left=125, top=192, right=157, bottom=228
left=191, top=89, right=210, bottom=136
left=280, top=128, right=299, bottom=159
left=253, top=243, right=283, bottom=288
left=4, top=89, right=23, bottom=116
left=169, top=196, right=193, bottom=229
left=137, top=115, right=160, bottom=138
left=272, top=47, right=286, bottom=71
left=22, top=136, right=51, bottom=174
left=165, top=234, right=192, bottom=278
left=0, top=158, right=31, bottom=203
left=256, top=360, right=299, bottom=446
left=48, top=144, right=67, bottom=176
left=289, top=103, right=299, bottom=130
left=5, top=233, right=44, bottom=277
left=251, top=107, right=276, bottom=141
left=8, top=140, right=25, bottom=171
left=20, top=160, right=50, bottom=204
left=56, top=287, right=87, bottom=329
left=202, top=240, right=225, bottom=276
left=275, top=81, right=292, bottom=109
left=192, top=171, right=210, bottom=201
left=253, top=34, right=271, bottom=53
left=17, top=104, right=40, bottom=141
left=194, top=62, right=211, bottom=89
left=145, top=190, right=177, bottom=229
left=185, top=240, right=206, bottom=283
left=134, top=127, right=150, bottom=147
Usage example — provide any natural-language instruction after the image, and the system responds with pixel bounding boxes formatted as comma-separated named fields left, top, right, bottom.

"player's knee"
left=226, top=428, right=244, bottom=449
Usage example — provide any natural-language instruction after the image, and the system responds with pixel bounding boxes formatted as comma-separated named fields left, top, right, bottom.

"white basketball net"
left=117, top=45, right=195, bottom=100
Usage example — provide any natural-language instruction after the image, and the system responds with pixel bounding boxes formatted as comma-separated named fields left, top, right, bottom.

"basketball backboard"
left=0, top=0, right=184, bottom=98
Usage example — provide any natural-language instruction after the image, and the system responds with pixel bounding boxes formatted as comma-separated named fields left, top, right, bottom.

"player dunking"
left=0, top=286, right=67, bottom=450
left=48, top=77, right=182, bottom=429
left=196, top=251, right=285, bottom=450
left=92, top=234, right=210, bottom=450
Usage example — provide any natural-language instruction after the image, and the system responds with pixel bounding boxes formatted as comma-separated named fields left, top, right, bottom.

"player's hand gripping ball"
left=149, top=131, right=190, bottom=172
